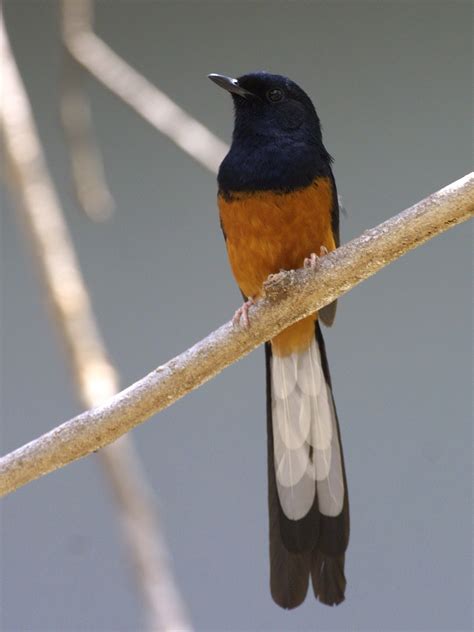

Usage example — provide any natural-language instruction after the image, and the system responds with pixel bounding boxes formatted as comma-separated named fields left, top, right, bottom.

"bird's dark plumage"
left=211, top=71, right=349, bottom=609
left=217, top=72, right=333, bottom=194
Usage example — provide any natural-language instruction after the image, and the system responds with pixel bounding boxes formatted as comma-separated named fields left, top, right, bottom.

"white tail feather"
left=317, top=396, right=344, bottom=516
left=272, top=351, right=298, bottom=398
left=298, top=342, right=322, bottom=396
left=274, top=440, right=309, bottom=488
left=274, top=389, right=311, bottom=449
left=310, top=446, right=332, bottom=481
left=277, top=470, right=316, bottom=521
left=271, top=337, right=344, bottom=520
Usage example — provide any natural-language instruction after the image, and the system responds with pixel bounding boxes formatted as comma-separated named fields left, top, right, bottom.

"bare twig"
left=99, top=438, right=192, bottom=631
left=0, top=165, right=472, bottom=496
left=59, top=0, right=114, bottom=221
left=61, top=0, right=227, bottom=173
left=60, top=54, right=114, bottom=221
left=0, top=15, right=191, bottom=631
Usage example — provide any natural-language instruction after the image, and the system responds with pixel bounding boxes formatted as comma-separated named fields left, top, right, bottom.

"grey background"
left=1, top=1, right=472, bottom=631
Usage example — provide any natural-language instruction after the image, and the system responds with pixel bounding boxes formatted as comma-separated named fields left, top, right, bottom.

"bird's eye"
left=266, top=88, right=284, bottom=103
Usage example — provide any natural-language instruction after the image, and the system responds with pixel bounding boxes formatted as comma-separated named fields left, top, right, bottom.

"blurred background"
left=1, top=1, right=472, bottom=631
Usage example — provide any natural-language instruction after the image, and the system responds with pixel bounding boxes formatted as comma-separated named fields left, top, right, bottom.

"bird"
left=209, top=71, right=349, bottom=610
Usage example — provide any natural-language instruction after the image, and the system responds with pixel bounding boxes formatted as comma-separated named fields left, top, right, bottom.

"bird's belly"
left=219, top=177, right=336, bottom=356
left=218, top=177, right=335, bottom=299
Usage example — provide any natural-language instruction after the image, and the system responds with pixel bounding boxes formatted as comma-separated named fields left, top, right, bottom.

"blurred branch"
left=1, top=165, right=472, bottom=494
left=98, top=438, right=192, bottom=632
left=59, top=0, right=114, bottom=221
left=60, top=0, right=350, bottom=212
left=0, top=14, right=191, bottom=631
left=60, top=0, right=228, bottom=173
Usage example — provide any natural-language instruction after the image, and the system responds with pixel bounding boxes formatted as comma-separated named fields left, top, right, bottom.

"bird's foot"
left=304, top=246, right=329, bottom=269
left=233, top=297, right=255, bottom=329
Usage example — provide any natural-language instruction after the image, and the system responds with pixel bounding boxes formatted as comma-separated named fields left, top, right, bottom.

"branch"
left=0, top=14, right=191, bottom=631
left=98, top=438, right=193, bottom=631
left=60, top=0, right=114, bottom=221
left=61, top=0, right=227, bottom=173
left=0, top=166, right=472, bottom=496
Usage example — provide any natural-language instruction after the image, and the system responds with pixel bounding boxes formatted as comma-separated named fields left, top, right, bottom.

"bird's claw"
left=304, top=252, right=319, bottom=269
left=233, top=298, right=255, bottom=329
left=304, top=246, right=329, bottom=269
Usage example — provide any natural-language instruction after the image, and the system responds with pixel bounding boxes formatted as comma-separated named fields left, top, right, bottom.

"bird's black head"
left=209, top=71, right=323, bottom=143
left=209, top=71, right=332, bottom=193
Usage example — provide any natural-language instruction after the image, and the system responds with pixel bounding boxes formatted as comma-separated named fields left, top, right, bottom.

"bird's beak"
left=208, top=73, right=254, bottom=99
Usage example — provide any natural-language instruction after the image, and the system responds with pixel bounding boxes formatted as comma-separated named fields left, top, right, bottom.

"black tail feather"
left=265, top=323, right=350, bottom=609
left=311, top=551, right=346, bottom=606
left=269, top=504, right=312, bottom=609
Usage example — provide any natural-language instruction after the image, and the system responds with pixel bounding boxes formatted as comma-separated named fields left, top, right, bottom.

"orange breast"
left=219, top=176, right=336, bottom=356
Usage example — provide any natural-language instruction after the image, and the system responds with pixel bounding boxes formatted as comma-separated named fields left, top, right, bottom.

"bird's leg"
left=233, top=297, right=255, bottom=329
left=304, top=246, right=329, bottom=269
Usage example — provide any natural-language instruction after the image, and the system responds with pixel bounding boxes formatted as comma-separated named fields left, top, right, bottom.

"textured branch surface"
left=0, top=14, right=191, bottom=631
left=0, top=163, right=472, bottom=496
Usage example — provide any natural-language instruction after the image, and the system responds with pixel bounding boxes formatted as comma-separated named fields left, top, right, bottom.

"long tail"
left=265, top=322, right=350, bottom=609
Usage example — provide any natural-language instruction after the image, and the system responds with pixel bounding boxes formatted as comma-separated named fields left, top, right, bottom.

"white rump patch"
left=271, top=338, right=344, bottom=520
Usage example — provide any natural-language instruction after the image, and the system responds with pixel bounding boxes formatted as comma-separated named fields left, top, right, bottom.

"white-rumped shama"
left=210, top=72, right=349, bottom=610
